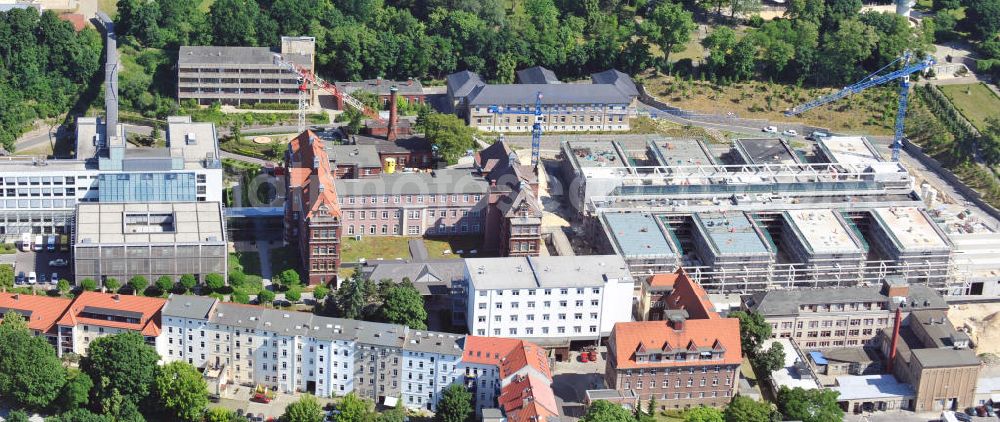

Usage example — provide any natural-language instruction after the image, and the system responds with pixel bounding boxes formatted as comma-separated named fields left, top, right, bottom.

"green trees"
left=581, top=400, right=633, bottom=422
left=724, top=396, right=773, bottom=422
left=278, top=269, right=302, bottom=287
left=0, top=264, right=13, bottom=289
left=208, top=0, right=270, bottom=47
left=258, top=289, right=276, bottom=304
left=285, top=287, right=302, bottom=302
left=334, top=272, right=374, bottom=319
left=104, top=277, right=121, bottom=292
left=777, top=386, right=844, bottom=422
left=179, top=274, right=198, bottom=292
left=80, top=278, right=98, bottom=292
left=419, top=112, right=476, bottom=165
left=729, top=310, right=771, bottom=357
left=684, top=407, right=724, bottom=422
left=281, top=393, right=324, bottom=422
left=128, top=276, right=148, bottom=295
left=58, top=369, right=94, bottom=413
left=0, top=312, right=66, bottom=411
left=156, top=276, right=174, bottom=294
left=818, top=18, right=878, bottom=83
left=47, top=409, right=112, bottom=422
left=333, top=392, right=372, bottom=422
left=643, top=1, right=695, bottom=64
left=81, top=332, right=160, bottom=411
left=435, top=384, right=473, bottom=422
left=377, top=281, right=428, bottom=329
left=205, top=273, right=226, bottom=292
left=758, top=340, right=786, bottom=376
left=963, top=0, right=1000, bottom=40
left=153, top=361, right=209, bottom=421
left=313, top=284, right=330, bottom=302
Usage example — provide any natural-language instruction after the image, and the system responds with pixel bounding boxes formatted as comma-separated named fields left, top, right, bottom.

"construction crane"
left=487, top=92, right=543, bottom=168
left=785, top=52, right=936, bottom=161
left=272, top=54, right=383, bottom=133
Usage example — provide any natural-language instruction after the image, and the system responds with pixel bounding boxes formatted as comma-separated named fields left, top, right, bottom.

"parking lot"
left=551, top=347, right=609, bottom=421
left=12, top=248, right=71, bottom=288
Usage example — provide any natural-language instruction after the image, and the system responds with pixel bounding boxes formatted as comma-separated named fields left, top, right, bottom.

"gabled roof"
left=591, top=69, right=639, bottom=98
left=446, top=70, right=485, bottom=99
left=500, top=341, right=552, bottom=380
left=662, top=269, right=717, bottom=320
left=499, top=373, right=559, bottom=422
left=288, top=130, right=341, bottom=220
left=516, top=66, right=560, bottom=85
left=609, top=318, right=741, bottom=370
left=0, top=293, right=72, bottom=334
left=466, top=83, right=630, bottom=106
left=57, top=292, right=166, bottom=337
left=496, top=188, right=542, bottom=218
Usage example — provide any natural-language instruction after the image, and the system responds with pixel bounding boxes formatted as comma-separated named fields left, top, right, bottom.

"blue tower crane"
left=785, top=52, right=935, bottom=161
left=487, top=91, right=544, bottom=168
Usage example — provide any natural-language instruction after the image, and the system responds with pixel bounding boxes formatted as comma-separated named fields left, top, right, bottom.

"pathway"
left=257, top=240, right=273, bottom=288
left=408, top=239, right=428, bottom=261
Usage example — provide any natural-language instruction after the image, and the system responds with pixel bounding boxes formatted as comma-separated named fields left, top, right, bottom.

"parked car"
left=51, top=273, right=59, bottom=284
left=49, top=259, right=68, bottom=267
left=38, top=273, right=47, bottom=284
left=762, top=126, right=778, bottom=133
left=782, top=129, right=798, bottom=136
left=806, top=130, right=830, bottom=140
left=27, top=272, right=37, bottom=284
left=15, top=272, right=25, bottom=284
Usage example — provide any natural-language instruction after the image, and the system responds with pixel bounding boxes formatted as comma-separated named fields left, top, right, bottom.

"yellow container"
left=384, top=157, right=397, bottom=173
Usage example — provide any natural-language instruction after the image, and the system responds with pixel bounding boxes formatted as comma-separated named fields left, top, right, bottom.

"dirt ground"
left=948, top=303, right=1000, bottom=355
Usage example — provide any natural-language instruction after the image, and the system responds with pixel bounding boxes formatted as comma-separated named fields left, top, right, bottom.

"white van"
left=27, top=272, right=37, bottom=284
left=33, top=235, right=43, bottom=251
left=20, top=233, right=31, bottom=251
left=46, top=235, right=56, bottom=251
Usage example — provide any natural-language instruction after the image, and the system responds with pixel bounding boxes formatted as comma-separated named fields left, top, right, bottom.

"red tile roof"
left=663, top=269, right=716, bottom=320
left=500, top=341, right=552, bottom=379
left=609, top=318, right=741, bottom=370
left=499, top=373, right=559, bottom=422
left=461, top=336, right=523, bottom=366
left=288, top=131, right=341, bottom=220
left=58, top=13, right=87, bottom=31
left=0, top=293, right=71, bottom=334
left=57, top=292, right=166, bottom=337
left=647, top=273, right=679, bottom=288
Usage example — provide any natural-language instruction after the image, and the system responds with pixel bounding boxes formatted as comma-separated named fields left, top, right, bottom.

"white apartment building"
left=160, top=296, right=464, bottom=409
left=463, top=255, right=634, bottom=345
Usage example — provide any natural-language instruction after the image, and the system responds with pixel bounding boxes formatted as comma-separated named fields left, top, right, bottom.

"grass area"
left=652, top=414, right=685, bottom=422
left=629, top=116, right=728, bottom=143
left=269, top=244, right=301, bottom=276
left=937, top=83, right=1000, bottom=132
left=219, top=134, right=292, bottom=161
left=340, top=236, right=415, bottom=263
left=423, top=236, right=491, bottom=259
left=0, top=244, right=16, bottom=254
left=639, top=73, right=898, bottom=135
left=228, top=251, right=262, bottom=276
left=98, top=0, right=118, bottom=17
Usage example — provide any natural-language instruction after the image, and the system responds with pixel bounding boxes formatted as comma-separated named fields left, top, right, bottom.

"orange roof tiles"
left=0, top=293, right=71, bottom=334
left=499, top=373, right=559, bottom=422
left=462, top=336, right=524, bottom=366
left=648, top=273, right=679, bottom=288
left=663, top=269, right=717, bottom=320
left=287, top=131, right=341, bottom=220
left=609, top=318, right=741, bottom=370
left=57, top=292, right=166, bottom=337
left=500, top=341, right=552, bottom=379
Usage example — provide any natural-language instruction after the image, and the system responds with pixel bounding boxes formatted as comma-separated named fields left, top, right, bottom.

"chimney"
left=387, top=85, right=399, bottom=142
left=887, top=306, right=902, bottom=373
left=669, top=314, right=685, bottom=331
left=112, top=294, right=121, bottom=302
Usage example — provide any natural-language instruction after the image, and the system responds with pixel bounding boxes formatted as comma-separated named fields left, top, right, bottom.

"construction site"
left=563, top=136, right=1000, bottom=296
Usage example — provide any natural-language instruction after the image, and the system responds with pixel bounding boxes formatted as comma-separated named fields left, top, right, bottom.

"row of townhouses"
left=0, top=291, right=555, bottom=419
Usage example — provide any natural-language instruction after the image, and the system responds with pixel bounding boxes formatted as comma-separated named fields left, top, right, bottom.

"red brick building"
left=284, top=131, right=343, bottom=286
left=605, top=273, right=741, bottom=410
left=477, top=142, right=542, bottom=256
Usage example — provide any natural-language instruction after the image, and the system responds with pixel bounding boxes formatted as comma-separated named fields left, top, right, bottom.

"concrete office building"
left=598, top=212, right=680, bottom=280
left=178, top=36, right=316, bottom=107
left=603, top=279, right=742, bottom=410
left=691, top=212, right=774, bottom=291
left=462, top=255, right=634, bottom=348
left=445, top=68, right=637, bottom=133
left=0, top=116, right=223, bottom=242
left=744, top=277, right=949, bottom=348
left=73, top=202, right=227, bottom=284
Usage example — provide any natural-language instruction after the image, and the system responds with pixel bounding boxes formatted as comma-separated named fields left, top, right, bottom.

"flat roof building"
left=816, top=136, right=884, bottom=165
left=691, top=212, right=773, bottom=291
left=869, top=207, right=952, bottom=288
left=73, top=202, right=227, bottom=285
left=178, top=36, right=316, bottom=107
left=648, top=138, right=716, bottom=167
left=598, top=212, right=679, bottom=279
left=781, top=210, right=867, bottom=284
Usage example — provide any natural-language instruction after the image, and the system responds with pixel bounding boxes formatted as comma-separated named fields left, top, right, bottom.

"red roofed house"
left=0, top=293, right=72, bottom=347
left=605, top=274, right=741, bottom=410
left=55, top=292, right=166, bottom=356
left=284, top=130, right=343, bottom=286
left=638, top=268, right=715, bottom=321
left=460, top=336, right=557, bottom=420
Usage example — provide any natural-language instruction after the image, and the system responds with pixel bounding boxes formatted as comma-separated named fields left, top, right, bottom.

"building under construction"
left=576, top=135, right=965, bottom=293
left=177, top=36, right=316, bottom=107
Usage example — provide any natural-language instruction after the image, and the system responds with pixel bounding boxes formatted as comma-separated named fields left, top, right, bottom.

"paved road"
left=220, top=150, right=273, bottom=166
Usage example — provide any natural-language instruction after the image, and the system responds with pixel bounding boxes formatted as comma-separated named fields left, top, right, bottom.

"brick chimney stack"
left=887, top=306, right=902, bottom=373
left=387, top=85, right=399, bottom=142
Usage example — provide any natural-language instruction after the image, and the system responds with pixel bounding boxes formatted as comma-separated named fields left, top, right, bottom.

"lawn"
left=340, top=236, right=415, bottom=263
left=98, top=0, right=118, bottom=17
left=938, top=83, right=1000, bottom=132
left=423, top=236, right=491, bottom=259
left=228, top=251, right=261, bottom=276
left=639, top=73, right=899, bottom=135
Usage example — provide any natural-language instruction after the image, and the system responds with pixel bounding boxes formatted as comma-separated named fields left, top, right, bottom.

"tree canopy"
left=81, top=332, right=161, bottom=411
left=777, top=386, right=844, bottom=422
left=725, top=396, right=773, bottom=422
left=377, top=281, right=428, bottom=329
left=684, top=407, right=724, bottom=422
left=435, top=384, right=473, bottom=422
left=729, top=310, right=771, bottom=357
left=0, top=312, right=66, bottom=411
left=281, top=393, right=324, bottom=422
left=153, top=361, right=209, bottom=421
left=581, top=400, right=633, bottom=422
